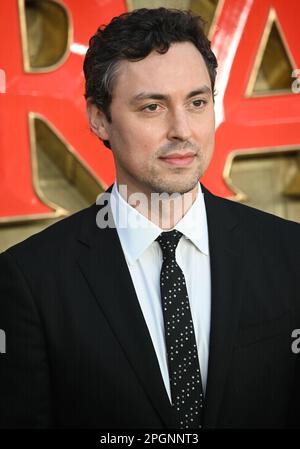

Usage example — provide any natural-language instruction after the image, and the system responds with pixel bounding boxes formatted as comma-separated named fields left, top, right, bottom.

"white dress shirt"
left=110, top=182, right=211, bottom=404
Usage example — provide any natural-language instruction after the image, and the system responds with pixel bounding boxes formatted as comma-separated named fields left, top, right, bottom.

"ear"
left=86, top=102, right=110, bottom=141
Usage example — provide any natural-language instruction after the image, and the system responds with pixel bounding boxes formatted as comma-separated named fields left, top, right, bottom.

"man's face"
left=90, top=41, right=215, bottom=197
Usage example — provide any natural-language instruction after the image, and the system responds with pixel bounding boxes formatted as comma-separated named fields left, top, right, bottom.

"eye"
left=142, top=103, right=160, bottom=112
left=192, top=99, right=206, bottom=108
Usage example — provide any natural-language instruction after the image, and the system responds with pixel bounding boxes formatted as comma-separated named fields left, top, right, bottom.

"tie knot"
left=156, top=230, right=183, bottom=259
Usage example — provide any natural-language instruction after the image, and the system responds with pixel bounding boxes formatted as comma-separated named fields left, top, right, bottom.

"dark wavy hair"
left=83, top=7, right=218, bottom=148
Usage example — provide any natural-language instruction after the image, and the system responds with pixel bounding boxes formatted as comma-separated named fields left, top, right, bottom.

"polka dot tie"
left=156, top=230, right=204, bottom=429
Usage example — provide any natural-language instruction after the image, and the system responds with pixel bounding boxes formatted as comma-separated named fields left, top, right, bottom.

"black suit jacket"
left=0, top=185, right=299, bottom=428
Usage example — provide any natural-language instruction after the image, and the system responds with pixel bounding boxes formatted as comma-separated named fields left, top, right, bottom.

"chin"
left=153, top=177, right=200, bottom=196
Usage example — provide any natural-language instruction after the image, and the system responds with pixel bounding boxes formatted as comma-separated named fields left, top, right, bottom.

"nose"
left=166, top=109, right=192, bottom=142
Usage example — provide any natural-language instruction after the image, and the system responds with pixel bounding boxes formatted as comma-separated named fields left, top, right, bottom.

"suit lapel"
left=201, top=186, right=245, bottom=428
left=76, top=198, right=178, bottom=429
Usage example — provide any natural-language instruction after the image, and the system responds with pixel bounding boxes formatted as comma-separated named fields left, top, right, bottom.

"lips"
left=159, top=152, right=196, bottom=166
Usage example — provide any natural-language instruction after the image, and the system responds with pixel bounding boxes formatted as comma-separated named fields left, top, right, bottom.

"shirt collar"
left=111, top=182, right=209, bottom=265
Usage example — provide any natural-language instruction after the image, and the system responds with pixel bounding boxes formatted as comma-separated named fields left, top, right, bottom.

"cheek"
left=204, top=129, right=215, bottom=160
left=195, top=121, right=214, bottom=147
left=125, top=128, right=159, bottom=160
left=115, top=133, right=153, bottom=171
left=115, top=118, right=156, bottom=152
left=206, top=125, right=215, bottom=147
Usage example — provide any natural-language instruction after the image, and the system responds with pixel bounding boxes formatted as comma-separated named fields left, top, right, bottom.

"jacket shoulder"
left=205, top=188, right=300, bottom=230
left=1, top=203, right=98, bottom=260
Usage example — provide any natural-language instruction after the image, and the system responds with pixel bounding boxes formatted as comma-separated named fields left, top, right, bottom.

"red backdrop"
left=0, top=0, right=299, bottom=221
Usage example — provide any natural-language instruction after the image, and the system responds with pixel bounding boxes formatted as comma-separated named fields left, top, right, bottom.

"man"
left=0, top=8, right=299, bottom=429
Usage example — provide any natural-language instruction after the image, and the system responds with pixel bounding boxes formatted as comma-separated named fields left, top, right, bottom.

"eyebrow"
left=129, top=85, right=212, bottom=104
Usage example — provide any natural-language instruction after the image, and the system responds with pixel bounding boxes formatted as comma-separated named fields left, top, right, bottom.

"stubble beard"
left=140, top=153, right=206, bottom=196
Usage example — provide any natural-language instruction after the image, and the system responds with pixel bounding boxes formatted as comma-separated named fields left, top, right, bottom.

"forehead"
left=113, top=42, right=211, bottom=98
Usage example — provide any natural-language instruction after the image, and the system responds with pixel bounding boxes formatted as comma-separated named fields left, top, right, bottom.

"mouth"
left=159, top=152, right=196, bottom=167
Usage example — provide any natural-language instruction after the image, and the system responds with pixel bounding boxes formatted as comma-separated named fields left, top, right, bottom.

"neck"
left=117, top=182, right=199, bottom=230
